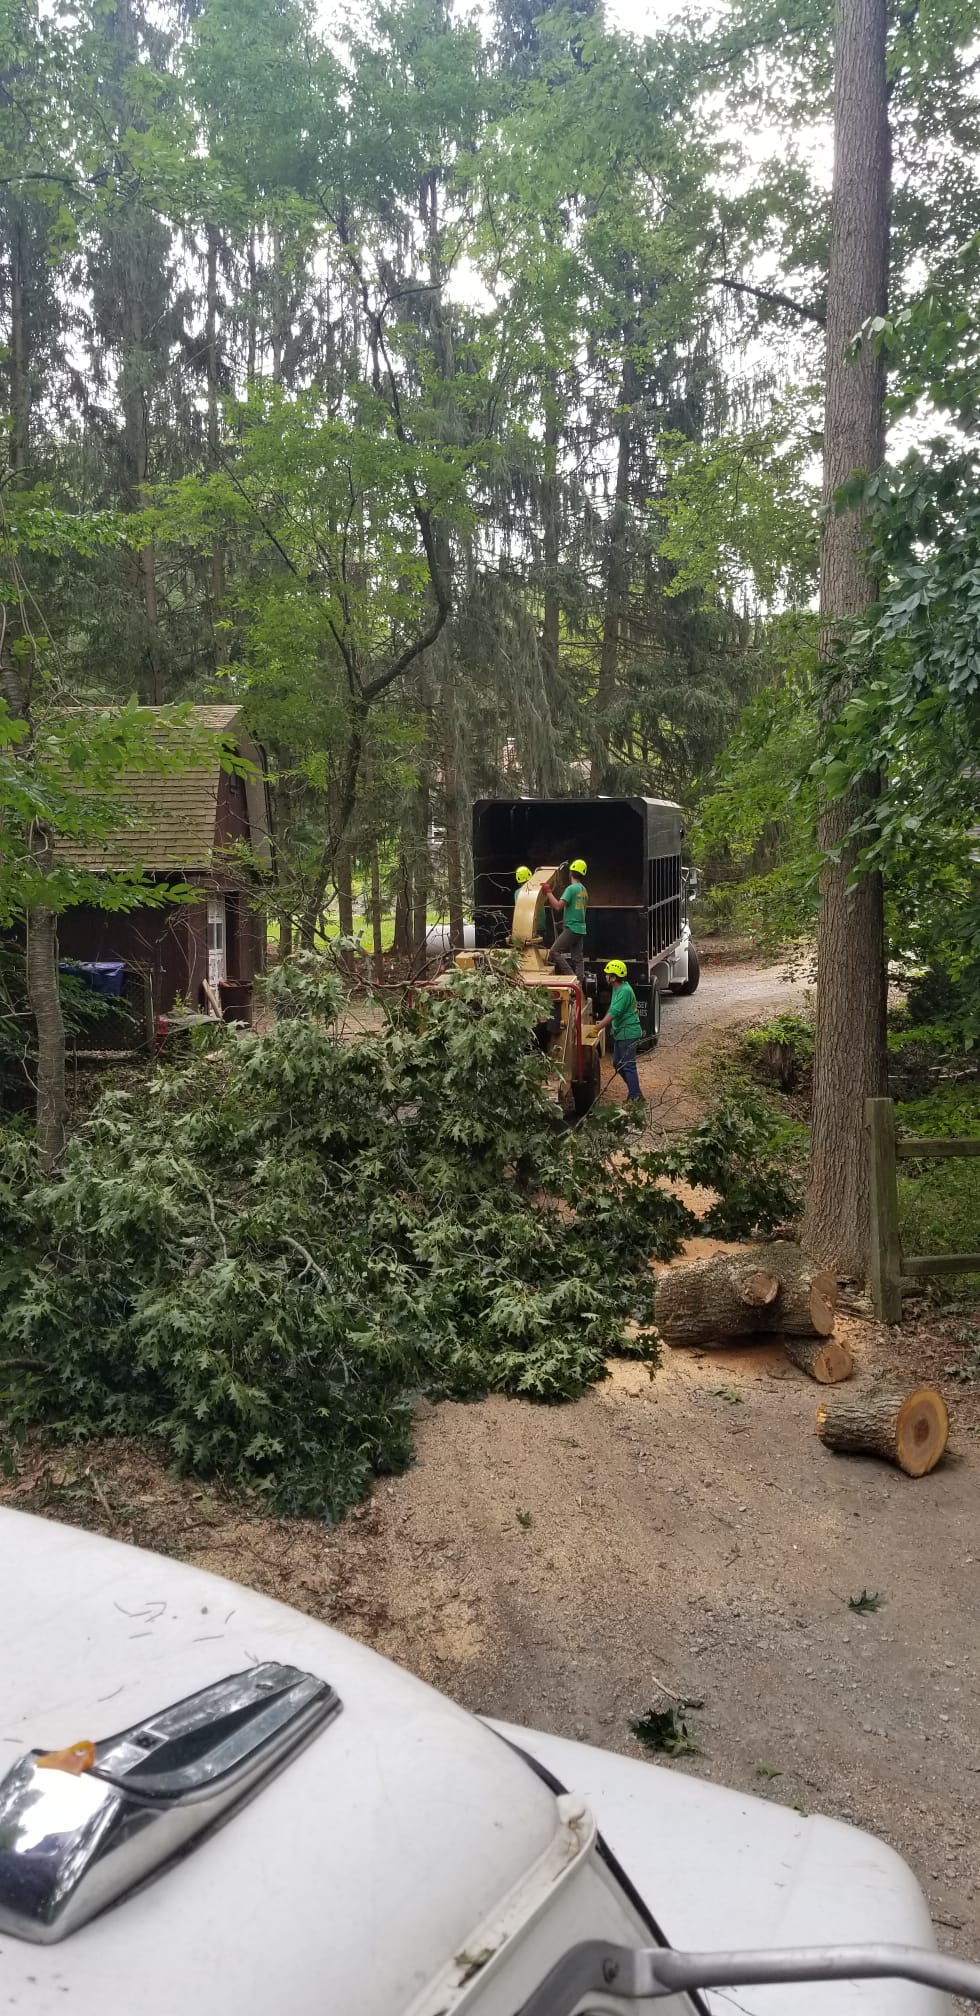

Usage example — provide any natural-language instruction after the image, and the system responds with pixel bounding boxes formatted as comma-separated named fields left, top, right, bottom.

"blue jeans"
left=613, top=1037, right=641, bottom=1100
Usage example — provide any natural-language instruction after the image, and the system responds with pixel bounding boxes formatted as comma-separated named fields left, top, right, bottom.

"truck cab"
left=0, top=1510, right=957, bottom=2016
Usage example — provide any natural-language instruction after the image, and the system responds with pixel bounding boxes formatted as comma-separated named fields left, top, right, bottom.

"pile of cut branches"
left=0, top=959, right=693, bottom=1515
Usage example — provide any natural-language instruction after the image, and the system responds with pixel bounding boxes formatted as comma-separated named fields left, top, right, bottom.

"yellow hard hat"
left=604, top=959, right=627, bottom=979
left=515, top=865, right=532, bottom=885
left=569, top=857, right=587, bottom=875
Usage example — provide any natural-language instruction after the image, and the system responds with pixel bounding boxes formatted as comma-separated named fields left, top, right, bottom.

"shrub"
left=740, top=1013, right=815, bottom=1092
left=901, top=964, right=972, bottom=1038
left=667, top=1083, right=806, bottom=1237
left=2, top=963, right=824, bottom=1513
left=896, top=1085, right=980, bottom=1281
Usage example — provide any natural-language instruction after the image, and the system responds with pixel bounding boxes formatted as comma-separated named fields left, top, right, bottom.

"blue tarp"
left=60, top=961, right=126, bottom=999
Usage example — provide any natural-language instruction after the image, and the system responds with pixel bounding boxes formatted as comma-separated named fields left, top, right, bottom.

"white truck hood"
left=0, top=1509, right=563, bottom=2016
left=496, top=1724, right=947, bottom=2016
left=0, top=1510, right=948, bottom=2016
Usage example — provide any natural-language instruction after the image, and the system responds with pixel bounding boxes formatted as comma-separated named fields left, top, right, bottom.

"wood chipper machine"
left=436, top=862, right=604, bottom=1117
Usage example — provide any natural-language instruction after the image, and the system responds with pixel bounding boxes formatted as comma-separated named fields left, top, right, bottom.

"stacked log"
left=656, top=1243, right=852, bottom=1383
left=653, top=1254, right=780, bottom=1346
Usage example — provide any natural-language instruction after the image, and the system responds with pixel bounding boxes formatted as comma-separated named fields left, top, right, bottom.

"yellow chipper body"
left=452, top=866, right=603, bottom=1116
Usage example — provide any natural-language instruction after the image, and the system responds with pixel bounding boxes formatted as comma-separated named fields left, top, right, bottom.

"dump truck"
left=2, top=1506, right=971, bottom=2014
left=472, top=796, right=699, bottom=1047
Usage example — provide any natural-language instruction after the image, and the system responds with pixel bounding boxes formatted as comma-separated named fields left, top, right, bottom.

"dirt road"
left=336, top=1343, right=979, bottom=1952
left=611, top=949, right=811, bottom=1130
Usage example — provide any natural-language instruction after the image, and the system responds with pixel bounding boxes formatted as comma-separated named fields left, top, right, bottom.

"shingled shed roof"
left=55, top=704, right=270, bottom=876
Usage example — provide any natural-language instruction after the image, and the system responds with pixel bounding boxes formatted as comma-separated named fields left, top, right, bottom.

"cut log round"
left=784, top=1334, right=854, bottom=1384
left=749, top=1243, right=838, bottom=1337
left=816, top=1385, right=949, bottom=1477
left=655, top=1255, right=780, bottom=1347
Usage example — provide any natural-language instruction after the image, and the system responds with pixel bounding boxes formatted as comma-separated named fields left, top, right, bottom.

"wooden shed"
left=55, top=705, right=271, bottom=1021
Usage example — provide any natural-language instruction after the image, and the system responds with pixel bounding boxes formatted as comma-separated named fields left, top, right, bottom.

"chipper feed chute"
left=511, top=867, right=560, bottom=964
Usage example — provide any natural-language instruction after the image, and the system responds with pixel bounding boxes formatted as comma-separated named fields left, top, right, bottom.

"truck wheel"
left=677, top=944, right=700, bottom=996
left=571, top=1044, right=601, bottom=1115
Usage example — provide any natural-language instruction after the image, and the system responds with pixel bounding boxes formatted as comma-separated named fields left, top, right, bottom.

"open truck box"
left=473, top=797, right=690, bottom=1041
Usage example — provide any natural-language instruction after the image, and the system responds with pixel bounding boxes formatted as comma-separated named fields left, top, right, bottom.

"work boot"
left=627, top=1096, right=647, bottom=1123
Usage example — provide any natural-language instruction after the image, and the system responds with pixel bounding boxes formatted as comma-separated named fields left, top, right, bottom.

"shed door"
left=206, top=894, right=227, bottom=990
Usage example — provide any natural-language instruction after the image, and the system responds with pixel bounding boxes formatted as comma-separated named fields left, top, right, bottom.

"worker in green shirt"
left=596, top=958, right=643, bottom=1104
left=542, top=858, right=588, bottom=984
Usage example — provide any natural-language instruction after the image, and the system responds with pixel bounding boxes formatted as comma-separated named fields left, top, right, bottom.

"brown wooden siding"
left=57, top=904, right=202, bottom=1016
left=216, top=767, right=250, bottom=849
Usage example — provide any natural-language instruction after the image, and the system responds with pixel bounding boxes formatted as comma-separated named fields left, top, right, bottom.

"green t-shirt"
left=561, top=881, right=588, bottom=935
left=609, top=981, right=642, bottom=1041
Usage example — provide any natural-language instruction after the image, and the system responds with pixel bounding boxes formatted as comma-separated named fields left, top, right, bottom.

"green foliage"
left=823, top=251, right=980, bottom=1033
left=0, top=1123, right=40, bottom=1300
left=630, top=1704, right=702, bottom=1757
left=667, top=1083, right=805, bottom=1237
left=848, top=1590, right=883, bottom=1615
left=900, top=964, right=973, bottom=1041
left=691, top=647, right=820, bottom=951
left=0, top=946, right=116, bottom=1089
left=657, top=408, right=818, bottom=609
left=896, top=1084, right=980, bottom=1278
left=740, top=1013, right=815, bottom=1093
left=944, top=1321, right=980, bottom=1384
left=0, top=961, right=695, bottom=1514
left=0, top=677, right=216, bottom=925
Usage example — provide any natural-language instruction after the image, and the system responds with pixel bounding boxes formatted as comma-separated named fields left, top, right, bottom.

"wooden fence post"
left=866, top=1096, right=903, bottom=1322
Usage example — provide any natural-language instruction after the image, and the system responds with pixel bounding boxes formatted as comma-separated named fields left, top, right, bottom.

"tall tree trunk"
left=590, top=350, right=637, bottom=791
left=271, top=231, right=285, bottom=386
left=443, top=683, right=466, bottom=954
left=392, top=838, right=413, bottom=958
left=336, top=841, right=354, bottom=939
left=412, top=765, right=430, bottom=957
left=121, top=286, right=161, bottom=702
left=369, top=843, right=384, bottom=980
left=246, top=232, right=258, bottom=387
left=420, top=167, right=463, bottom=948
left=539, top=374, right=561, bottom=789
left=802, top=0, right=890, bottom=1278
left=26, top=853, right=66, bottom=1171
left=205, top=224, right=227, bottom=662
left=2, top=576, right=65, bottom=1166
left=8, top=214, right=29, bottom=476
left=107, top=0, right=161, bottom=701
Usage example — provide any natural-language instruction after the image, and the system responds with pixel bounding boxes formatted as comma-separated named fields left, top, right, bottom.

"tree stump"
left=816, top=1386, right=949, bottom=1477
left=655, top=1254, right=780, bottom=1347
left=784, top=1334, right=854, bottom=1384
